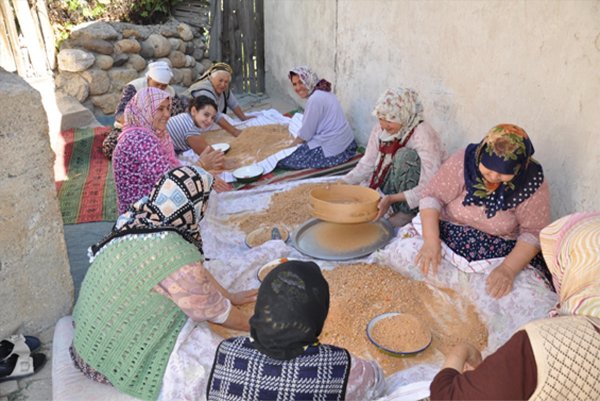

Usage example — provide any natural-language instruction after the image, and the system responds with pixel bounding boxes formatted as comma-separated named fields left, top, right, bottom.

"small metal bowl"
left=366, top=312, right=432, bottom=357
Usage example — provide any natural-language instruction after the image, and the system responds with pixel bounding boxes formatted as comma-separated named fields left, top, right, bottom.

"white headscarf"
left=146, top=61, right=173, bottom=84
left=372, top=87, right=424, bottom=143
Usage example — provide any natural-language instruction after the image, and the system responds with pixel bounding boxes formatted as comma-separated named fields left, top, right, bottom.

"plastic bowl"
left=211, top=143, right=231, bottom=153
left=233, top=165, right=263, bottom=183
left=366, top=312, right=432, bottom=357
left=309, top=184, right=380, bottom=224
left=257, top=257, right=302, bottom=282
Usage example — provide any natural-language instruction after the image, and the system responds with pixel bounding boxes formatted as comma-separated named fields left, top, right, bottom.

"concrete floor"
left=0, top=85, right=296, bottom=401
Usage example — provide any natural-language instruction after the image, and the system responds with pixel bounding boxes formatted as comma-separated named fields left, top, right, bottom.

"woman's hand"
left=229, top=289, right=258, bottom=305
left=242, top=115, right=257, bottom=121
left=212, top=176, right=233, bottom=193
left=415, top=238, right=442, bottom=276
left=486, top=263, right=518, bottom=299
left=375, top=195, right=393, bottom=220
left=199, top=146, right=225, bottom=171
left=443, top=343, right=483, bottom=372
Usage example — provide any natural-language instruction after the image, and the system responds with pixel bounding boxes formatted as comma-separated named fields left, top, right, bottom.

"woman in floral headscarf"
left=342, top=87, right=445, bottom=227
left=278, top=66, right=357, bottom=170
left=112, top=87, right=182, bottom=214
left=72, top=166, right=257, bottom=401
left=429, top=212, right=600, bottom=400
left=415, top=124, right=552, bottom=298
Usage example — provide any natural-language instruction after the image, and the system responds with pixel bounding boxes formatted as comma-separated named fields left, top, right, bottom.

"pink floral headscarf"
left=289, top=66, right=331, bottom=94
left=124, top=87, right=171, bottom=134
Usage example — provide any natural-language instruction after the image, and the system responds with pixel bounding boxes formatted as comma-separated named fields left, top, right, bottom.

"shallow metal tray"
left=291, top=218, right=395, bottom=261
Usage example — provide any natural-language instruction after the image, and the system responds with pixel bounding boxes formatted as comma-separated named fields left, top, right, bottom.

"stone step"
left=56, top=91, right=100, bottom=131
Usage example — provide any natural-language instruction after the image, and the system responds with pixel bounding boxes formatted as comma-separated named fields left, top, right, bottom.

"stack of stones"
left=55, top=18, right=211, bottom=118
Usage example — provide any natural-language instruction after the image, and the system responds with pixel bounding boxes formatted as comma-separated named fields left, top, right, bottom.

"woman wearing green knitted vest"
left=71, top=165, right=257, bottom=400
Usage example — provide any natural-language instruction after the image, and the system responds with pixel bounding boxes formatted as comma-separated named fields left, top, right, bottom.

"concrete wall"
left=0, top=69, right=74, bottom=338
left=264, top=0, right=600, bottom=218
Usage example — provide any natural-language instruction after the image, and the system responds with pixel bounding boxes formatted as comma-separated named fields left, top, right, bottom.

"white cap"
left=145, top=61, right=173, bottom=84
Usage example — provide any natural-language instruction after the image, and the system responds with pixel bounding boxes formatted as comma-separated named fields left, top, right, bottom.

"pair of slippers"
left=0, top=334, right=46, bottom=382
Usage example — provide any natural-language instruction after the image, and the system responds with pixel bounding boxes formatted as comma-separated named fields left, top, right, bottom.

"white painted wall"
left=264, top=0, right=600, bottom=218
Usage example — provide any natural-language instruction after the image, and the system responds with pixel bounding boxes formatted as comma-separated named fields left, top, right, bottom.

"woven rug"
left=56, top=127, right=118, bottom=224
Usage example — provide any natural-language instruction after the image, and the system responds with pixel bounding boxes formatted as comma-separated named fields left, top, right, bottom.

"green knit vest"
left=73, top=232, right=202, bottom=400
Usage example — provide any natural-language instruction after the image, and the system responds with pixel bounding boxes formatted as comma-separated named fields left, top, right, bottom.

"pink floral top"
left=343, top=122, right=445, bottom=209
left=112, top=128, right=181, bottom=214
left=420, top=150, right=551, bottom=247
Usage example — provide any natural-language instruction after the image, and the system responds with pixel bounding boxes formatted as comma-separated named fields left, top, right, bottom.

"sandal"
left=0, top=352, right=46, bottom=382
left=0, top=334, right=41, bottom=361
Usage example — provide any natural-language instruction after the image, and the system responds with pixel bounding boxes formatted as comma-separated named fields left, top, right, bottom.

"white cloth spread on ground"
left=156, top=176, right=557, bottom=401
left=178, top=108, right=298, bottom=183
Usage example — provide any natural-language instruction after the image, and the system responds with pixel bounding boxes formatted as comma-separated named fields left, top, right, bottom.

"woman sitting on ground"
left=278, top=66, right=357, bottom=170
left=167, top=95, right=226, bottom=170
left=71, top=165, right=257, bottom=401
left=186, top=62, right=254, bottom=137
left=430, top=212, right=600, bottom=400
left=207, top=260, right=384, bottom=401
left=415, top=124, right=552, bottom=298
left=342, top=87, right=445, bottom=227
left=102, top=61, right=188, bottom=159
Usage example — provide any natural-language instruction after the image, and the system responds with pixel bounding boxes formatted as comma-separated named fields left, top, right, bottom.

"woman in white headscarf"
left=278, top=66, right=358, bottom=170
left=429, top=212, right=600, bottom=400
left=342, top=87, right=445, bottom=227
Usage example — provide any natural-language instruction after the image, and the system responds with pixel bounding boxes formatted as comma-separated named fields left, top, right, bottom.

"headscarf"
left=463, top=124, right=544, bottom=218
left=369, top=88, right=425, bottom=189
left=289, top=66, right=332, bottom=95
left=540, top=212, right=600, bottom=318
left=90, top=166, right=213, bottom=257
left=123, top=87, right=180, bottom=166
left=145, top=61, right=173, bottom=84
left=198, top=62, right=233, bottom=82
left=250, top=261, right=329, bottom=360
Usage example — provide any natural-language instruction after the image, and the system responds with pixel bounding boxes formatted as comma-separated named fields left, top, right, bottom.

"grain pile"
left=229, top=183, right=329, bottom=234
left=313, top=222, right=385, bottom=252
left=321, top=264, right=488, bottom=375
left=204, top=124, right=294, bottom=170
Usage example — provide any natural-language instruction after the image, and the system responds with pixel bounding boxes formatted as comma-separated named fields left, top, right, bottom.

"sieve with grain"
left=308, top=184, right=380, bottom=224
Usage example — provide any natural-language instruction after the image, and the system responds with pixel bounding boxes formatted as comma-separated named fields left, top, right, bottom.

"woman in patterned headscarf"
left=71, top=166, right=257, bottom=401
left=186, top=62, right=254, bottom=137
left=416, top=124, right=551, bottom=298
left=343, top=87, right=445, bottom=227
left=278, top=66, right=358, bottom=170
left=430, top=212, right=600, bottom=400
left=207, top=260, right=384, bottom=401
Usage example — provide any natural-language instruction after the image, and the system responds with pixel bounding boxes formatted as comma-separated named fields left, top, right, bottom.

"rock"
left=94, top=55, right=114, bottom=70
left=57, top=49, right=95, bottom=72
left=194, top=63, right=206, bottom=79
left=169, top=50, right=186, bottom=68
left=81, top=68, right=110, bottom=95
left=127, top=54, right=147, bottom=72
left=117, top=23, right=151, bottom=40
left=201, top=58, right=213, bottom=70
left=114, top=38, right=141, bottom=54
left=108, top=67, right=138, bottom=91
left=91, top=92, right=121, bottom=115
left=184, top=41, right=194, bottom=55
left=171, top=68, right=183, bottom=85
left=144, top=34, right=171, bottom=58
left=184, top=55, right=196, bottom=68
left=159, top=24, right=178, bottom=38
left=112, top=52, right=129, bottom=67
left=55, top=71, right=89, bottom=102
left=177, top=23, right=194, bottom=41
left=140, top=40, right=155, bottom=59
left=192, top=38, right=206, bottom=50
left=169, top=37, right=185, bottom=52
left=70, top=21, right=120, bottom=42
left=80, top=38, right=113, bottom=55
left=192, top=47, right=205, bottom=61
left=179, top=68, right=193, bottom=87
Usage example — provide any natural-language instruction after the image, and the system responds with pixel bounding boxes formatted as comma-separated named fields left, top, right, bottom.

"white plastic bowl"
left=233, top=164, right=264, bottom=183
left=211, top=143, right=230, bottom=153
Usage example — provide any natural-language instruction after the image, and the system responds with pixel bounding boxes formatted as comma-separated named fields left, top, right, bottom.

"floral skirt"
left=278, top=141, right=357, bottom=170
left=440, top=220, right=553, bottom=286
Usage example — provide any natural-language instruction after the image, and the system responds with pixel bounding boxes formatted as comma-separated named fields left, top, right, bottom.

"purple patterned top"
left=112, top=128, right=181, bottom=214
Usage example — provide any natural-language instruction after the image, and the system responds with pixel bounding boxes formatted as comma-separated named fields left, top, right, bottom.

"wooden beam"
left=35, top=0, right=56, bottom=70
left=11, top=0, right=49, bottom=75
left=0, top=0, right=26, bottom=75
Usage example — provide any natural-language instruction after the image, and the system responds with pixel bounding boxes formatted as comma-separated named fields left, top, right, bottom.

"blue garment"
left=278, top=141, right=357, bottom=170
left=207, top=337, right=351, bottom=401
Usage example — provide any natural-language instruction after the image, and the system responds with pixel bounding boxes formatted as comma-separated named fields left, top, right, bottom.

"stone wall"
left=264, top=0, right=600, bottom=219
left=0, top=68, right=73, bottom=338
left=56, top=18, right=211, bottom=118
